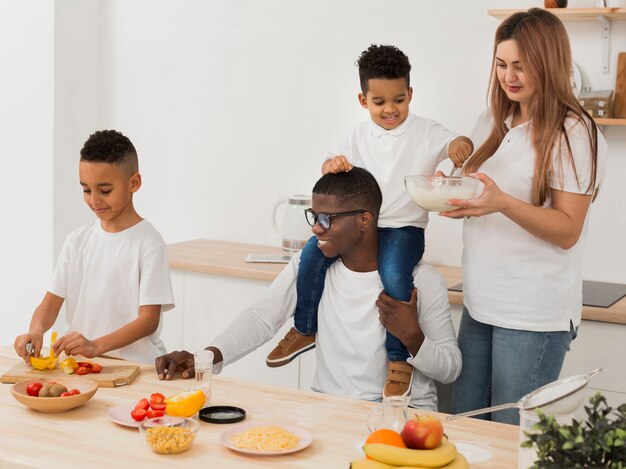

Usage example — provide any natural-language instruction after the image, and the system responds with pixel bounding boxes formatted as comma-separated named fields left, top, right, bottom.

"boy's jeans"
left=451, top=308, right=577, bottom=425
left=294, top=226, right=425, bottom=362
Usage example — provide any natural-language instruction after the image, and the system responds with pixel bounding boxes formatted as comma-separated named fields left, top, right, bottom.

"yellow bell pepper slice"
left=60, top=357, right=78, bottom=374
left=164, top=389, right=206, bottom=417
left=29, top=331, right=58, bottom=371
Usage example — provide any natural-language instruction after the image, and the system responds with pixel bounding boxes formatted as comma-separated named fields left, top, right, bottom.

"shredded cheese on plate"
left=231, top=425, right=300, bottom=451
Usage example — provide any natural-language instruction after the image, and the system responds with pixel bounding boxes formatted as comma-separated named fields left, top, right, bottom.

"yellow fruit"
left=362, top=440, right=457, bottom=467
left=29, top=331, right=59, bottom=371
left=60, top=357, right=78, bottom=374
left=164, top=389, right=206, bottom=417
left=29, top=355, right=58, bottom=370
left=351, top=452, right=469, bottom=469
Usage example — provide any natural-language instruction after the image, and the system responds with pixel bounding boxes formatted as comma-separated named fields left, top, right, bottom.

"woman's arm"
left=442, top=172, right=592, bottom=250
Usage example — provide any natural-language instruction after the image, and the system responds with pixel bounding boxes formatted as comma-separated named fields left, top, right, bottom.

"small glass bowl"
left=404, top=175, right=481, bottom=213
left=139, top=416, right=199, bottom=454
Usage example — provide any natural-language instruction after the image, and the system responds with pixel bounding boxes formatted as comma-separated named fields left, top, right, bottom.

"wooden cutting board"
left=613, top=52, right=626, bottom=118
left=0, top=361, right=140, bottom=387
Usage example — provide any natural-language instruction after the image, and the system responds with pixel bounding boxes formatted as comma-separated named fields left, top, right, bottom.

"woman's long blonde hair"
left=464, top=8, right=600, bottom=205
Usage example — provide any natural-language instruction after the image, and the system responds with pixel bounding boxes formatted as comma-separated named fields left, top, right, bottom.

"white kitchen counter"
left=167, top=239, right=626, bottom=325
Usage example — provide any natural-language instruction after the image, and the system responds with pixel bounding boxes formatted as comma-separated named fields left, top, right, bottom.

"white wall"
left=2, top=0, right=626, bottom=346
left=0, top=2, right=55, bottom=347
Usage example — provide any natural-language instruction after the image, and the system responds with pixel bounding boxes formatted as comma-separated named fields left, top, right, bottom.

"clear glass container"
left=194, top=349, right=213, bottom=407
left=367, top=395, right=409, bottom=433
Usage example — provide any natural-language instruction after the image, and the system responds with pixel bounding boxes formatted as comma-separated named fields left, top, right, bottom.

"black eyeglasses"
left=304, top=208, right=367, bottom=230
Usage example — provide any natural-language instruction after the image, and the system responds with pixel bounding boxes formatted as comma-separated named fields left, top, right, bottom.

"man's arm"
left=156, top=254, right=300, bottom=380
left=376, top=265, right=461, bottom=384
left=409, top=265, right=462, bottom=384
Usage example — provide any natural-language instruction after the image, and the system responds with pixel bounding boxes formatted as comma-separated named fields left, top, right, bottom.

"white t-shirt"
left=211, top=255, right=461, bottom=410
left=462, top=111, right=608, bottom=331
left=329, top=113, right=457, bottom=229
left=49, top=220, right=175, bottom=363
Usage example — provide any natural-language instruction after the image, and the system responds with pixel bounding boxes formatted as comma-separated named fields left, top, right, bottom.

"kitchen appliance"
left=272, top=194, right=312, bottom=252
left=447, top=368, right=602, bottom=420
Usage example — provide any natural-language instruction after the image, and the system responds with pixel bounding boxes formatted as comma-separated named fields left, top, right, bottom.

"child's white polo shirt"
left=328, top=113, right=457, bottom=229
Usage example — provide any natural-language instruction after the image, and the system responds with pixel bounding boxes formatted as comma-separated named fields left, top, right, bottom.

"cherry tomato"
left=59, top=391, right=71, bottom=397
left=130, top=408, right=147, bottom=421
left=68, top=389, right=81, bottom=396
left=26, top=382, right=44, bottom=397
left=149, top=392, right=166, bottom=410
left=146, top=409, right=165, bottom=419
left=75, top=366, right=89, bottom=375
left=90, top=363, right=103, bottom=373
left=135, top=398, right=150, bottom=411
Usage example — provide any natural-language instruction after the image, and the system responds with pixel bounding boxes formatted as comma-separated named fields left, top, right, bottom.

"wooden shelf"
left=488, top=8, right=626, bottom=21
left=595, top=117, right=626, bottom=126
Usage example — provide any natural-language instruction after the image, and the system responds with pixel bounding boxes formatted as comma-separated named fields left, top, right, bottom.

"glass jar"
left=367, top=395, right=409, bottom=433
left=194, top=349, right=213, bottom=407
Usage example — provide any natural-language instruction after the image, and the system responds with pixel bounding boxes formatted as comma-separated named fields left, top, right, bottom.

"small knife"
left=25, top=342, right=34, bottom=360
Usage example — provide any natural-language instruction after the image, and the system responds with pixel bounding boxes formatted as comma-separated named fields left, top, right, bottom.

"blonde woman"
left=444, top=8, right=607, bottom=424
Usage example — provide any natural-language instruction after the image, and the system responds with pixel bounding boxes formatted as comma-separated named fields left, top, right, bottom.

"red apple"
left=401, top=415, right=444, bottom=449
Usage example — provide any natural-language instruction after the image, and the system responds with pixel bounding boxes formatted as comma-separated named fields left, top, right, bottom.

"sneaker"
left=383, top=360, right=414, bottom=397
left=266, top=327, right=316, bottom=368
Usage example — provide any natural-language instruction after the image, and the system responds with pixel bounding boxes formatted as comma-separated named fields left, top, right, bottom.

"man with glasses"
left=155, top=167, right=461, bottom=410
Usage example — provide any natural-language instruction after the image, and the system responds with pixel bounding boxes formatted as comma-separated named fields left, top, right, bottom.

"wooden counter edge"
left=168, top=239, right=626, bottom=326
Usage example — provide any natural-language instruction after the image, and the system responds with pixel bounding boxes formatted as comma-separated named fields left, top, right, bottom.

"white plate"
left=456, top=441, right=492, bottom=463
left=108, top=402, right=141, bottom=428
left=221, top=422, right=313, bottom=455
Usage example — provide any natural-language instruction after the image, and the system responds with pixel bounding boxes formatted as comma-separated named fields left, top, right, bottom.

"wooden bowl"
left=11, top=377, right=98, bottom=413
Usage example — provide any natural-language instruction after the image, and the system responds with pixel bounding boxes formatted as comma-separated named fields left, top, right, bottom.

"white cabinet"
left=561, top=319, right=626, bottom=417
left=161, top=270, right=307, bottom=390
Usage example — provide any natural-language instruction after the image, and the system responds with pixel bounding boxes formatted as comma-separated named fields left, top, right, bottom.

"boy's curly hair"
left=313, top=167, right=382, bottom=219
left=80, top=130, right=138, bottom=172
left=357, top=44, right=411, bottom=94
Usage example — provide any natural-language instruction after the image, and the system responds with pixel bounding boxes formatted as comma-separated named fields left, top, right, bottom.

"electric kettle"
left=272, top=194, right=312, bottom=252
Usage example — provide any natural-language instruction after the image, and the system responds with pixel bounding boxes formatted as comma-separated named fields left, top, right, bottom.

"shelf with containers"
left=488, top=7, right=626, bottom=126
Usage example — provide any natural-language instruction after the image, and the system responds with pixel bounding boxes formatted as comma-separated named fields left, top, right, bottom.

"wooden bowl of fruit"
left=11, top=376, right=98, bottom=413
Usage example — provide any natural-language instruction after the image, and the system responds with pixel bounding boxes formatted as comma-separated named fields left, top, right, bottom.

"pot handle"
left=271, top=196, right=287, bottom=237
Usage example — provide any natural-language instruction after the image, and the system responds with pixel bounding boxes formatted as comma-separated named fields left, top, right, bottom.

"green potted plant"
left=522, top=392, right=626, bottom=468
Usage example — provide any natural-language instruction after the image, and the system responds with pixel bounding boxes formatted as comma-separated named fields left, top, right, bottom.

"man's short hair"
left=313, top=167, right=382, bottom=218
left=357, top=44, right=411, bottom=94
left=80, top=130, right=138, bottom=173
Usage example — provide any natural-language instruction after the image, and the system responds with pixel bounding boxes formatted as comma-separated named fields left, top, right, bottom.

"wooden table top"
left=168, top=239, right=626, bottom=325
left=0, top=346, right=519, bottom=468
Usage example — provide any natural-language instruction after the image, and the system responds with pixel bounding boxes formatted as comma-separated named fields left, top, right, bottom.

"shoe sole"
left=265, top=344, right=316, bottom=368
left=382, top=384, right=412, bottom=398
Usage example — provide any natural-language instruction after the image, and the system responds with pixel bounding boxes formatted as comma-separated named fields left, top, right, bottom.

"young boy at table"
left=14, top=130, right=174, bottom=364
left=266, top=44, right=472, bottom=398
left=155, top=168, right=461, bottom=410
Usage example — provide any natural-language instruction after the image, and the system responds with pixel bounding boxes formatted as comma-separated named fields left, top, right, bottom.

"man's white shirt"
left=211, top=253, right=461, bottom=410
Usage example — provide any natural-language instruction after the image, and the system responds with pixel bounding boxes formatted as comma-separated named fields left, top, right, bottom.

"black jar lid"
left=199, top=405, right=246, bottom=424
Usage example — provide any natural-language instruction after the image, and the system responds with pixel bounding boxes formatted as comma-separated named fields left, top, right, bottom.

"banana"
left=351, top=452, right=469, bottom=469
left=362, top=440, right=457, bottom=467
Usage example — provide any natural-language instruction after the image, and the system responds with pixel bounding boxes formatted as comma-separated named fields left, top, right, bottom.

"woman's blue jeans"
left=451, top=308, right=577, bottom=425
left=294, top=226, right=424, bottom=362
